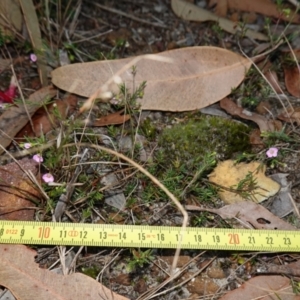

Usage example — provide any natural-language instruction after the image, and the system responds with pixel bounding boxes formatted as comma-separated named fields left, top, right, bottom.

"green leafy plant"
left=231, top=171, right=260, bottom=201
left=0, top=29, right=13, bottom=46
left=127, top=249, right=154, bottom=272
left=291, top=278, right=300, bottom=295
left=192, top=211, right=214, bottom=227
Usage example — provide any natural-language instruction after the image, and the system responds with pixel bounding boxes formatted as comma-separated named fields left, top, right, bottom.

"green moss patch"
left=158, top=115, right=251, bottom=170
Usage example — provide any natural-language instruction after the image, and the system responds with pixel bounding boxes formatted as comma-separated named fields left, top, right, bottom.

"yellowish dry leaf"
left=208, top=160, right=280, bottom=204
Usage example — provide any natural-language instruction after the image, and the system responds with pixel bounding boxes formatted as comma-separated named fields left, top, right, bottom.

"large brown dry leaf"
left=0, top=244, right=129, bottom=300
left=186, top=201, right=297, bottom=230
left=219, top=275, right=300, bottom=300
left=220, top=97, right=282, bottom=131
left=284, top=66, right=300, bottom=97
left=52, top=46, right=252, bottom=112
left=208, top=160, right=280, bottom=204
left=225, top=0, right=300, bottom=24
left=0, top=86, right=56, bottom=155
left=171, top=0, right=268, bottom=40
left=0, top=0, right=22, bottom=38
left=0, top=158, right=40, bottom=220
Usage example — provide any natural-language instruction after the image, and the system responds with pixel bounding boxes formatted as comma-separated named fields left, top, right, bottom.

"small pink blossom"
left=33, top=154, right=43, bottom=163
left=0, top=103, right=8, bottom=109
left=42, top=173, right=54, bottom=183
left=30, top=53, right=37, bottom=62
left=24, top=143, right=32, bottom=149
left=266, top=147, right=278, bottom=158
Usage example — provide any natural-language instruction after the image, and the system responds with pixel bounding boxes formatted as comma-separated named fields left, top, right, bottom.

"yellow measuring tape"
left=0, top=221, right=299, bottom=251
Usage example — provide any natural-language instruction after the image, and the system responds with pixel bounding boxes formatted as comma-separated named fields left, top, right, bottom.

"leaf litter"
left=1, top=0, right=300, bottom=299
left=0, top=244, right=129, bottom=300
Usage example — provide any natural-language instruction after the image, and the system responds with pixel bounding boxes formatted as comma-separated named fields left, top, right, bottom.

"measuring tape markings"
left=0, top=221, right=299, bottom=251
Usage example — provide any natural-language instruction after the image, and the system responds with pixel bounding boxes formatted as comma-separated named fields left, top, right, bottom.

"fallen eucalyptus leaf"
left=257, top=260, right=300, bottom=277
left=0, top=244, right=129, bottom=300
left=186, top=201, right=297, bottom=230
left=219, top=275, right=300, bottom=300
left=171, top=0, right=268, bottom=40
left=52, top=46, right=252, bottom=112
left=284, top=66, right=300, bottom=97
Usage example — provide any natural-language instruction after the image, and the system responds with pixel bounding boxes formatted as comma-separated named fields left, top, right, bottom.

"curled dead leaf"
left=219, top=275, right=299, bottom=300
left=220, top=97, right=282, bottom=131
left=91, top=109, right=130, bottom=126
left=264, top=70, right=282, bottom=93
left=284, top=66, right=300, bottom=97
left=186, top=201, right=296, bottom=230
left=277, top=107, right=300, bottom=125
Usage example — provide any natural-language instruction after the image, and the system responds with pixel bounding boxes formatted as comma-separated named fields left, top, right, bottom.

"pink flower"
left=42, top=173, right=54, bottom=183
left=24, top=143, right=32, bottom=149
left=266, top=147, right=278, bottom=158
left=30, top=53, right=37, bottom=62
left=0, top=103, right=8, bottom=109
left=33, top=154, right=43, bottom=163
